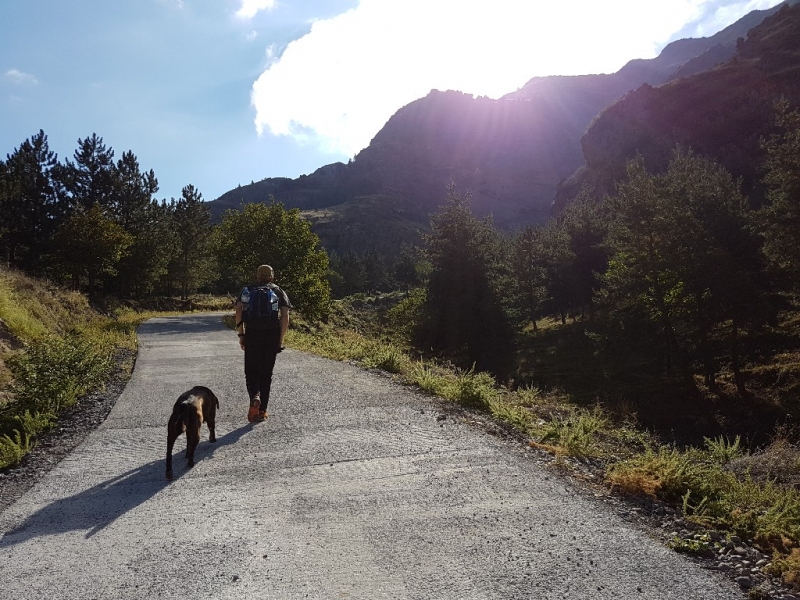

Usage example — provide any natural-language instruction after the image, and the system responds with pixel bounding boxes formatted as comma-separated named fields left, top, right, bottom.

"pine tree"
left=421, top=186, right=513, bottom=374
left=63, top=133, right=116, bottom=211
left=168, top=185, right=216, bottom=299
left=0, top=131, right=62, bottom=270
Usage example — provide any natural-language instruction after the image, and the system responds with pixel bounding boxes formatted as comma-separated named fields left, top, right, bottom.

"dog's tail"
left=172, top=401, right=195, bottom=430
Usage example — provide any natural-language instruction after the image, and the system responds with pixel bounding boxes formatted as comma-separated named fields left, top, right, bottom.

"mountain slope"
left=554, top=2, right=800, bottom=213
left=208, top=2, right=793, bottom=256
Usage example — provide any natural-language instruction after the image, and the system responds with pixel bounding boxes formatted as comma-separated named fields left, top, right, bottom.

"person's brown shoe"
left=247, top=396, right=260, bottom=422
left=256, top=410, right=268, bottom=422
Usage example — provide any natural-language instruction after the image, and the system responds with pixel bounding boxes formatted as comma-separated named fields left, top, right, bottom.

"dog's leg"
left=186, top=411, right=201, bottom=469
left=166, top=416, right=180, bottom=480
left=206, top=403, right=217, bottom=444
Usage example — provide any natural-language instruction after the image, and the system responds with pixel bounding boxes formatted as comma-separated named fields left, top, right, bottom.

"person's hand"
left=239, top=336, right=245, bottom=351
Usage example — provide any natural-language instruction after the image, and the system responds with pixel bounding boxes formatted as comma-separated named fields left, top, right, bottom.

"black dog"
left=166, top=386, right=218, bottom=480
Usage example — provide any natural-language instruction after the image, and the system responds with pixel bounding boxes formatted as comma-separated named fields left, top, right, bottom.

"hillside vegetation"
left=0, top=268, right=144, bottom=467
left=288, top=289, right=800, bottom=588
left=277, top=106, right=800, bottom=585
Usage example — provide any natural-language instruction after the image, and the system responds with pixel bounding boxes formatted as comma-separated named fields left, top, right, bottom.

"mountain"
left=207, top=2, right=794, bottom=256
left=553, top=1, right=800, bottom=213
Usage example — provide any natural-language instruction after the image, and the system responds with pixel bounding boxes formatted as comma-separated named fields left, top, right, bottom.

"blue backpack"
left=241, top=284, right=280, bottom=330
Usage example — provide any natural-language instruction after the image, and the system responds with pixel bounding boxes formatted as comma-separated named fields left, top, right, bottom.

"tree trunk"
left=699, top=327, right=716, bottom=389
left=731, top=317, right=747, bottom=396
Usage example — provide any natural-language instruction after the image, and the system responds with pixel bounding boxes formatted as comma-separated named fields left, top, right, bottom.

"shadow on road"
left=137, top=313, right=229, bottom=337
left=0, top=424, right=253, bottom=546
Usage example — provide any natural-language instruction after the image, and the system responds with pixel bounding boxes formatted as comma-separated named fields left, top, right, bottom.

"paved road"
left=0, top=313, right=740, bottom=599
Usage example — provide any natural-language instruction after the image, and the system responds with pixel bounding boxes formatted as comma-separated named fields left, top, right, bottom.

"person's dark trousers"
left=244, top=330, right=280, bottom=411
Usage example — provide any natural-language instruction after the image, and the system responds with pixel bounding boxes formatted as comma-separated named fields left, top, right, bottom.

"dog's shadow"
left=0, top=424, right=252, bottom=547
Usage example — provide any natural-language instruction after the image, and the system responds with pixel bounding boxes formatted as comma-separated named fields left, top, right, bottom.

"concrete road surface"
left=0, top=313, right=741, bottom=599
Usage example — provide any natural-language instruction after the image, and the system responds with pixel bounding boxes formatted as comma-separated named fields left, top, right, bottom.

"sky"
left=0, top=0, right=786, bottom=202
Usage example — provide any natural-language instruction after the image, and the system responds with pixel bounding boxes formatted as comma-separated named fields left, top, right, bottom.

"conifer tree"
left=0, top=131, right=62, bottom=270
left=63, top=133, right=116, bottom=211
left=168, top=185, right=216, bottom=299
left=762, top=99, right=800, bottom=288
left=421, top=186, right=513, bottom=374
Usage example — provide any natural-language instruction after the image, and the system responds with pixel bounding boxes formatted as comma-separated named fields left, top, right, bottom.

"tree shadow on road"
left=0, top=424, right=253, bottom=546
left=137, top=313, right=229, bottom=337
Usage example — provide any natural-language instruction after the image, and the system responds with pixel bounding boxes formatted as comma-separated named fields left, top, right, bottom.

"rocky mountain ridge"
left=207, top=2, right=795, bottom=256
left=554, top=1, right=800, bottom=213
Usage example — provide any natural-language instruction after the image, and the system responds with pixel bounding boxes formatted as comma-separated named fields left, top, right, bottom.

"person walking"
left=235, top=265, right=291, bottom=422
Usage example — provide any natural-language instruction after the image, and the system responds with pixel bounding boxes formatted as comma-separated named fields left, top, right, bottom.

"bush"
left=384, top=288, right=426, bottom=341
left=537, top=407, right=609, bottom=458
left=8, top=334, right=113, bottom=416
left=409, top=361, right=450, bottom=396
left=455, top=367, right=497, bottom=409
left=0, top=429, right=34, bottom=468
left=363, top=346, right=409, bottom=374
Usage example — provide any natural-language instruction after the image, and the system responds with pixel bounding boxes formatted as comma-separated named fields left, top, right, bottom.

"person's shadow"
left=0, top=424, right=253, bottom=546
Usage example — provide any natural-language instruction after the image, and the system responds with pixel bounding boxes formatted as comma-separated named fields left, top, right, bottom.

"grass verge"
left=0, top=268, right=223, bottom=469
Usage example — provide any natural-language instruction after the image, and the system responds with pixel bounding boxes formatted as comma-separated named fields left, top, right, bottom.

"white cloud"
left=157, top=0, right=185, bottom=9
left=689, top=0, right=781, bottom=36
left=5, top=69, right=39, bottom=86
left=236, top=0, right=276, bottom=20
left=250, top=0, right=780, bottom=158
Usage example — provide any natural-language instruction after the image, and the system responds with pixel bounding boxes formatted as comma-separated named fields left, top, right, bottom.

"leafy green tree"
left=761, top=99, right=800, bottom=288
left=52, top=203, right=133, bottom=293
left=328, top=251, right=365, bottom=297
left=212, top=200, right=331, bottom=319
left=0, top=131, right=63, bottom=270
left=167, top=185, right=216, bottom=299
left=604, top=151, right=768, bottom=393
left=361, top=249, right=394, bottom=292
left=0, top=160, right=18, bottom=267
left=121, top=199, right=175, bottom=297
left=421, top=186, right=513, bottom=373
left=395, top=242, right=431, bottom=291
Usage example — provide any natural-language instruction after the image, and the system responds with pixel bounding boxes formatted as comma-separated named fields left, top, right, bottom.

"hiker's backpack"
left=241, top=284, right=280, bottom=330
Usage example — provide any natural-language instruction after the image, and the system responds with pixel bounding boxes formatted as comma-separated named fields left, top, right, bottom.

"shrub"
left=0, top=430, right=34, bottom=468
left=8, top=334, right=113, bottom=415
left=363, top=346, right=409, bottom=374
left=704, top=435, right=744, bottom=464
left=537, top=407, right=609, bottom=458
left=384, top=288, right=426, bottom=340
left=454, top=367, right=497, bottom=409
left=607, top=445, right=723, bottom=502
left=409, top=361, right=450, bottom=396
